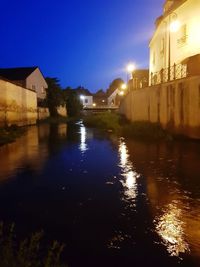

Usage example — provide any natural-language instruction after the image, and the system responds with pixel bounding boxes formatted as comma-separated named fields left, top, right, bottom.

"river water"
left=0, top=122, right=199, bottom=267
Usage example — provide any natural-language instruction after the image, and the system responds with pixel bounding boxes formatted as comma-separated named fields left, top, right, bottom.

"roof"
left=0, top=67, right=38, bottom=81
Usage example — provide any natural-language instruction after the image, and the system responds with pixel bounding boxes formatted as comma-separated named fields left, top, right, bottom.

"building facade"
left=0, top=67, right=47, bottom=101
left=149, top=0, right=200, bottom=85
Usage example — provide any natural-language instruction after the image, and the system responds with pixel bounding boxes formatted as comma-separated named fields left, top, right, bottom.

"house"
left=76, top=86, right=93, bottom=108
left=0, top=67, right=48, bottom=101
left=149, top=0, right=200, bottom=85
left=129, top=69, right=149, bottom=90
left=93, top=90, right=107, bottom=106
left=107, top=88, right=123, bottom=107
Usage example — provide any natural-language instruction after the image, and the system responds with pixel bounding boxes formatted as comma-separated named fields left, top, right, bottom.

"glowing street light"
left=126, top=63, right=135, bottom=74
left=80, top=95, right=85, bottom=100
left=121, top=83, right=127, bottom=90
left=92, top=103, right=96, bottom=107
left=119, top=91, right=124, bottom=96
left=170, top=20, right=180, bottom=33
left=167, top=13, right=180, bottom=81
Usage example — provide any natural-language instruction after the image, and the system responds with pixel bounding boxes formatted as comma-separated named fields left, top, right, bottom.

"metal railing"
left=150, top=63, right=187, bottom=86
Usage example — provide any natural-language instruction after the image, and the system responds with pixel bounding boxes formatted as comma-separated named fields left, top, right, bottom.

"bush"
left=83, top=112, right=120, bottom=132
left=0, top=222, right=67, bottom=267
left=122, top=121, right=173, bottom=141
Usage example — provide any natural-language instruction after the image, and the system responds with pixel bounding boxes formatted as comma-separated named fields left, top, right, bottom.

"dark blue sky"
left=0, top=0, right=163, bottom=92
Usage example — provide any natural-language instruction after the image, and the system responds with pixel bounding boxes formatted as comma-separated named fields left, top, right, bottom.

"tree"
left=63, top=88, right=82, bottom=117
left=106, top=78, right=124, bottom=96
left=45, top=78, right=64, bottom=117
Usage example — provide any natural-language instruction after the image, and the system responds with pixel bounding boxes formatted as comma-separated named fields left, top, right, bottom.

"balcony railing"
left=150, top=63, right=187, bottom=86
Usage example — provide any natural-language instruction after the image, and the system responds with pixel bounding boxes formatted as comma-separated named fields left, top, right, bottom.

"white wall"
left=26, top=68, right=48, bottom=100
left=0, top=79, right=37, bottom=126
left=150, top=0, right=200, bottom=76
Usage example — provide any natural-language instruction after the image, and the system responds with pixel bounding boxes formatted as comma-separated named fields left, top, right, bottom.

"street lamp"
left=121, top=83, right=127, bottom=90
left=126, top=63, right=135, bottom=91
left=167, top=13, right=180, bottom=81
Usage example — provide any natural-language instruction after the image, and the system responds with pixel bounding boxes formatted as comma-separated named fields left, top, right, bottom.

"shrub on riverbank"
left=83, top=112, right=173, bottom=141
left=83, top=112, right=121, bottom=132
left=122, top=121, right=173, bottom=141
left=0, top=125, right=26, bottom=146
left=0, top=222, right=67, bottom=267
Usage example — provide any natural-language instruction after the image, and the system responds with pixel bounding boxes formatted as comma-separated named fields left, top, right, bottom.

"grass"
left=0, top=125, right=26, bottom=146
left=82, top=112, right=173, bottom=141
left=0, top=222, right=67, bottom=267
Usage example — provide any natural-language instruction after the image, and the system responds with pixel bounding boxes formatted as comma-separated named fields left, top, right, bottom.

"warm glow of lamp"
left=119, top=91, right=124, bottom=96
left=93, top=103, right=96, bottom=107
left=126, top=63, right=135, bottom=73
left=170, top=20, right=180, bottom=32
left=121, top=83, right=127, bottom=90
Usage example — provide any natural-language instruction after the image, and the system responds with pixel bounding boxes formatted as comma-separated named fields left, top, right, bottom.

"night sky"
left=1, top=0, right=163, bottom=92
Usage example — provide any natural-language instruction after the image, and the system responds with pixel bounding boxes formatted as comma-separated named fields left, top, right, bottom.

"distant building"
left=129, top=69, right=149, bottom=90
left=149, top=0, right=200, bottom=85
left=0, top=67, right=47, bottom=101
left=93, top=90, right=107, bottom=106
left=75, top=86, right=94, bottom=108
left=107, top=88, right=122, bottom=107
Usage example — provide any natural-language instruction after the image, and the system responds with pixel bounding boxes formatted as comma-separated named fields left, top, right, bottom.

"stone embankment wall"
left=119, top=76, right=200, bottom=139
left=38, top=108, right=50, bottom=120
left=0, top=79, right=37, bottom=127
left=57, top=105, right=67, bottom=117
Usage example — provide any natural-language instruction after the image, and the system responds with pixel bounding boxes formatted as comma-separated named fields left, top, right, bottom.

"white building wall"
left=26, top=68, right=48, bottom=100
left=81, top=96, right=93, bottom=108
left=149, top=0, right=200, bottom=77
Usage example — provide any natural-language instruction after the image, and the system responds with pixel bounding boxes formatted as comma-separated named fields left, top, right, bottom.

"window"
left=84, top=99, right=88, bottom=104
left=177, top=24, right=187, bottom=46
left=160, top=38, right=165, bottom=55
left=152, top=51, right=156, bottom=65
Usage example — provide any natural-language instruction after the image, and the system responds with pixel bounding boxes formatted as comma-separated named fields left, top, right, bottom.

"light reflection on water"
left=79, top=125, right=88, bottom=153
left=118, top=138, right=140, bottom=203
left=155, top=201, right=190, bottom=257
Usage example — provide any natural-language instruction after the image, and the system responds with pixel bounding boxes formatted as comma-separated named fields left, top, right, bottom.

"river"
left=0, top=122, right=199, bottom=267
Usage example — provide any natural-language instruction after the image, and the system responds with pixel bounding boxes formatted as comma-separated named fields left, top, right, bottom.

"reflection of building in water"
left=118, top=139, right=139, bottom=202
left=0, top=124, right=68, bottom=181
left=155, top=201, right=189, bottom=257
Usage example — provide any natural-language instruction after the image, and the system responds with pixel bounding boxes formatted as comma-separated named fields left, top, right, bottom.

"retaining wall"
left=119, top=76, right=200, bottom=139
left=0, top=79, right=37, bottom=127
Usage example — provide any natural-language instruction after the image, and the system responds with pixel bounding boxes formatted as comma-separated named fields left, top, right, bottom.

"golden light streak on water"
left=155, top=202, right=190, bottom=257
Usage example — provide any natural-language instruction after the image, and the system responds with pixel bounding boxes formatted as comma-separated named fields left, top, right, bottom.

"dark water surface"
left=0, top=122, right=200, bottom=267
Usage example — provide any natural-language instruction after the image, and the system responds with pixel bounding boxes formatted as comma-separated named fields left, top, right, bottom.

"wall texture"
left=0, top=79, right=37, bottom=127
left=119, top=76, right=200, bottom=139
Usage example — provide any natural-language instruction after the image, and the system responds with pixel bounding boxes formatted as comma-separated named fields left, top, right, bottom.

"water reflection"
left=0, top=124, right=67, bottom=181
left=155, top=201, right=190, bottom=257
left=118, top=138, right=139, bottom=203
left=79, top=125, right=88, bottom=153
left=124, top=139, right=200, bottom=260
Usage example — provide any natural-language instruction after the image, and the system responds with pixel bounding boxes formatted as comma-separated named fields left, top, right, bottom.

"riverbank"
left=0, top=116, right=69, bottom=146
left=0, top=125, right=26, bottom=146
left=82, top=112, right=173, bottom=141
